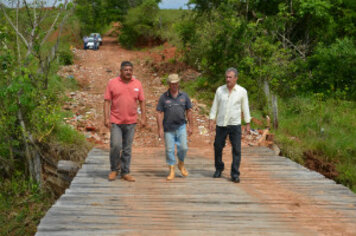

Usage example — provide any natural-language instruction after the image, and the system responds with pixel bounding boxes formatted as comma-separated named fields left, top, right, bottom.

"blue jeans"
left=110, top=124, right=136, bottom=175
left=164, top=124, right=188, bottom=166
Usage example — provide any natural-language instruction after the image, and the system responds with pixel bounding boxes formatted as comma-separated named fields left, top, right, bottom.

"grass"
left=275, top=96, right=356, bottom=192
left=0, top=176, right=55, bottom=235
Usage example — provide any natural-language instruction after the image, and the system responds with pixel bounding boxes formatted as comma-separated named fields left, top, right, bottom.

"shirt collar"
left=118, top=76, right=134, bottom=83
left=224, top=84, right=237, bottom=91
left=166, top=90, right=182, bottom=98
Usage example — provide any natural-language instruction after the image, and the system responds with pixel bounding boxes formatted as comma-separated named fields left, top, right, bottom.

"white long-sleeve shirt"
left=209, top=84, right=251, bottom=126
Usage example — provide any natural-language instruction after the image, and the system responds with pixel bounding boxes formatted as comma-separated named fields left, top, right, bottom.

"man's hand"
left=140, top=117, right=147, bottom=128
left=209, top=120, right=215, bottom=133
left=158, top=127, right=164, bottom=140
left=104, top=100, right=111, bottom=130
left=104, top=119, right=111, bottom=130
left=245, top=123, right=251, bottom=134
left=187, top=126, right=193, bottom=136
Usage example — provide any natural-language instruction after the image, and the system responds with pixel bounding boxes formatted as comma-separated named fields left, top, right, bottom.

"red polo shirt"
left=104, top=76, right=144, bottom=124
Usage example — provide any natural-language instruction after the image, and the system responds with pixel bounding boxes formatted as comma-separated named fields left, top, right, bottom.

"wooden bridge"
left=36, top=147, right=356, bottom=235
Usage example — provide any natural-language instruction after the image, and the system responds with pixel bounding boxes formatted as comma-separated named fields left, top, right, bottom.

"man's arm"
left=156, top=111, right=164, bottom=139
left=104, top=100, right=111, bottom=129
left=209, top=90, right=219, bottom=132
left=242, top=90, right=251, bottom=133
left=139, top=100, right=146, bottom=128
left=186, top=109, right=193, bottom=136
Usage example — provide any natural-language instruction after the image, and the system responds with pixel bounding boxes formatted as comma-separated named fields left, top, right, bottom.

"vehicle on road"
left=90, top=33, right=102, bottom=45
left=85, top=37, right=99, bottom=50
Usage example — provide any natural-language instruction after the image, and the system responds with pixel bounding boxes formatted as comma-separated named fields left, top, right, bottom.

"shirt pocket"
left=133, top=88, right=140, bottom=99
left=164, top=103, right=172, bottom=111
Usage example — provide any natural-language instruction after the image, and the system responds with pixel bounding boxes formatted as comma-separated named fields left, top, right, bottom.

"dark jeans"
left=214, top=125, right=241, bottom=178
left=110, top=124, right=136, bottom=175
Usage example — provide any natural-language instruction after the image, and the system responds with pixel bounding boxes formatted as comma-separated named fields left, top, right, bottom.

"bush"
left=58, top=49, right=74, bottom=65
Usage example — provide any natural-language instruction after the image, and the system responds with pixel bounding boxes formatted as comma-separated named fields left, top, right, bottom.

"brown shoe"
left=108, top=171, right=117, bottom=181
left=121, top=174, right=136, bottom=182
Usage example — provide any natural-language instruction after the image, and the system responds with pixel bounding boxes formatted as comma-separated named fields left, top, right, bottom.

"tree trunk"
left=263, top=79, right=271, bottom=113
left=18, top=108, right=43, bottom=185
left=16, top=0, right=21, bottom=61
left=18, top=109, right=34, bottom=177
left=272, top=94, right=279, bottom=129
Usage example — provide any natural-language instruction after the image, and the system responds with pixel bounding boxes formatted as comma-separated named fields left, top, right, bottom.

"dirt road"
left=55, top=35, right=356, bottom=235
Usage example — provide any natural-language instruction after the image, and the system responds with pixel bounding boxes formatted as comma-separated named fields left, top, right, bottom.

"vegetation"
left=276, top=97, right=356, bottom=192
left=75, top=0, right=144, bottom=36
left=119, top=0, right=161, bottom=48
left=119, top=0, right=189, bottom=48
left=0, top=176, right=54, bottom=235
left=0, top=1, right=90, bottom=233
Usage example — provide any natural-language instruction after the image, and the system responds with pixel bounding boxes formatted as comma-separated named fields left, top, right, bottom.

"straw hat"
left=167, top=74, right=180, bottom=83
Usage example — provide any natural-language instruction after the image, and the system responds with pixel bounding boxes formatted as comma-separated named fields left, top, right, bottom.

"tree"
left=0, top=0, right=75, bottom=184
left=119, top=0, right=160, bottom=48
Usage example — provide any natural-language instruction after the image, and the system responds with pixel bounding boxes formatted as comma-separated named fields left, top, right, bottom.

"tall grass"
left=0, top=176, right=54, bottom=235
left=276, top=97, right=356, bottom=192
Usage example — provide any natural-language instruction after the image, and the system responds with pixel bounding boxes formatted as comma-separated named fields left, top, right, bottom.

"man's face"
left=169, top=82, right=179, bottom=93
left=226, top=71, right=237, bottom=89
left=120, top=66, right=133, bottom=80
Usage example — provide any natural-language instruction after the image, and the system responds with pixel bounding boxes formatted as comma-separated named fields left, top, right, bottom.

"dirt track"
left=56, top=35, right=356, bottom=235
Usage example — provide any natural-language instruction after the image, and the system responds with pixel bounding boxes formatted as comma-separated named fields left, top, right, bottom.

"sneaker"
left=108, top=171, right=117, bottom=181
left=121, top=174, right=135, bottom=182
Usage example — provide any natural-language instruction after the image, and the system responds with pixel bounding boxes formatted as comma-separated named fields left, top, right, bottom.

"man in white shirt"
left=209, top=67, right=251, bottom=183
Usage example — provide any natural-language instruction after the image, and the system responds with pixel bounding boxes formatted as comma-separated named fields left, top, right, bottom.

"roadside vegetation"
left=118, top=0, right=356, bottom=192
left=75, top=0, right=144, bottom=36
left=0, top=1, right=92, bottom=234
left=1, top=0, right=148, bottom=233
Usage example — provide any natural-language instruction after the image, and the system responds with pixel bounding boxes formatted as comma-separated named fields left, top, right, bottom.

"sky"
left=159, top=0, right=191, bottom=9
left=1, top=0, right=193, bottom=9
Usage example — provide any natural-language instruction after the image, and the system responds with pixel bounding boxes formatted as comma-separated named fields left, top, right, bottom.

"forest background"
left=0, top=0, right=355, bottom=235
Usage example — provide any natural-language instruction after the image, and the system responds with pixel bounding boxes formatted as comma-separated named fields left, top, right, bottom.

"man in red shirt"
left=104, top=61, right=146, bottom=182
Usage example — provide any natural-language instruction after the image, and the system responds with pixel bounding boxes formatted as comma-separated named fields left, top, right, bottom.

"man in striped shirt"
left=209, top=67, right=251, bottom=183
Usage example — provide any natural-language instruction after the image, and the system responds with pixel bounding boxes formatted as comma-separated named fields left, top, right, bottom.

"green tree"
left=308, top=38, right=356, bottom=99
left=119, top=0, right=160, bottom=48
left=0, top=0, right=75, bottom=183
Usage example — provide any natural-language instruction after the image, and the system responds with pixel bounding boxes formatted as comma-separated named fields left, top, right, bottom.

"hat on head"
left=167, top=74, right=180, bottom=83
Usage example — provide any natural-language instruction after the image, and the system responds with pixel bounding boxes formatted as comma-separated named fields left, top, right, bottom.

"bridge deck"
left=36, top=147, right=356, bottom=235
